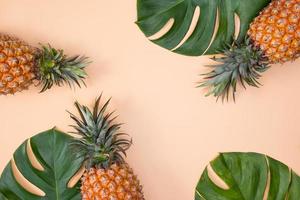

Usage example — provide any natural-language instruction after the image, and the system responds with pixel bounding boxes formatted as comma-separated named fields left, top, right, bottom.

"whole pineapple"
left=200, top=0, right=299, bottom=101
left=0, top=33, right=89, bottom=95
left=69, top=95, right=145, bottom=200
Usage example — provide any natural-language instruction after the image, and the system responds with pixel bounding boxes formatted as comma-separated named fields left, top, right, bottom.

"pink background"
left=0, top=0, right=300, bottom=199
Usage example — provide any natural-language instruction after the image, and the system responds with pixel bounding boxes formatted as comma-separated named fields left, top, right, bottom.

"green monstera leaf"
left=0, top=129, right=84, bottom=200
left=195, top=152, right=300, bottom=200
left=136, top=0, right=271, bottom=56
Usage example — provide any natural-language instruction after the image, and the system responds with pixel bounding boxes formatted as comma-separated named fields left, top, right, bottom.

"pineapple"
left=0, top=33, right=89, bottom=95
left=69, top=95, right=145, bottom=200
left=200, top=0, right=299, bottom=101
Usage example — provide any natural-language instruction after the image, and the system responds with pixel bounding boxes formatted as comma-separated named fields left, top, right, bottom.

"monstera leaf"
left=195, top=152, right=300, bottom=200
left=136, top=0, right=271, bottom=56
left=0, top=129, right=84, bottom=200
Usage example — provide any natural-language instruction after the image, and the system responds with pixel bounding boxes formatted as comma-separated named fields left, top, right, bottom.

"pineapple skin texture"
left=0, top=33, right=37, bottom=95
left=81, top=164, right=144, bottom=200
left=248, top=0, right=300, bottom=63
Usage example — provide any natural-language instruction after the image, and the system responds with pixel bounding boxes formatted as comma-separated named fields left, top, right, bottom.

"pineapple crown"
left=37, top=44, right=89, bottom=92
left=198, top=38, right=270, bottom=102
left=69, top=94, right=132, bottom=169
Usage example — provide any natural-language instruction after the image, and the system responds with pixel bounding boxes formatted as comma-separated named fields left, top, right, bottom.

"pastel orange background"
left=0, top=1, right=300, bottom=199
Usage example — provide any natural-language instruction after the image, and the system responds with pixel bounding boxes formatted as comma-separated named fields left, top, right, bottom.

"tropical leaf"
left=0, top=128, right=84, bottom=200
left=136, top=0, right=271, bottom=56
left=195, top=152, right=300, bottom=200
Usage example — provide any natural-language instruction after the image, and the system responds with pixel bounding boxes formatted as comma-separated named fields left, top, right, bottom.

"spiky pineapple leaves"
left=195, top=152, right=300, bottom=200
left=136, top=0, right=271, bottom=56
left=69, top=95, right=132, bottom=169
left=0, top=129, right=84, bottom=200
left=0, top=192, right=7, bottom=200
left=199, top=38, right=270, bottom=101
left=38, top=44, right=89, bottom=93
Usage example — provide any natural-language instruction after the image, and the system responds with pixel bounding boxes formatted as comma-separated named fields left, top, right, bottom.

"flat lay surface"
left=0, top=1, right=300, bottom=199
